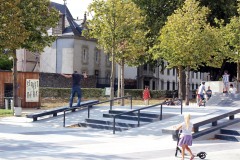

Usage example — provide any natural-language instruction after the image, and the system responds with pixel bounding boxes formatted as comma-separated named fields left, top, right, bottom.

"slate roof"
left=50, top=2, right=84, bottom=36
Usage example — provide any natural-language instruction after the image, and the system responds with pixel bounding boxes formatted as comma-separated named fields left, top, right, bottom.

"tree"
left=0, top=0, right=29, bottom=51
left=85, top=0, right=147, bottom=101
left=152, top=0, right=223, bottom=104
left=132, top=0, right=184, bottom=63
left=200, top=0, right=238, bottom=25
left=0, top=54, right=12, bottom=70
left=133, top=0, right=238, bottom=79
left=222, top=0, right=240, bottom=91
left=0, top=0, right=59, bottom=114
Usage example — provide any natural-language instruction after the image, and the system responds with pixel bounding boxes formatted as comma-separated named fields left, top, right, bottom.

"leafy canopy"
left=0, top=0, right=59, bottom=53
left=85, top=0, right=148, bottom=66
left=0, top=0, right=29, bottom=51
left=152, top=0, right=223, bottom=69
left=222, top=0, right=240, bottom=62
left=0, top=54, right=12, bottom=70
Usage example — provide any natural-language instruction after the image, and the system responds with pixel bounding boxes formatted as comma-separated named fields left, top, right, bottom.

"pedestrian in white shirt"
left=222, top=70, right=230, bottom=93
left=198, top=82, right=205, bottom=106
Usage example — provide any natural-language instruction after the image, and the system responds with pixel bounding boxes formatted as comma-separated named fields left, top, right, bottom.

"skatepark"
left=1, top=92, right=240, bottom=160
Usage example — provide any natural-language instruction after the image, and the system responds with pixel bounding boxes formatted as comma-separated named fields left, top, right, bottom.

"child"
left=143, top=86, right=151, bottom=106
left=206, top=86, right=212, bottom=100
left=229, top=84, right=237, bottom=98
left=175, top=114, right=195, bottom=160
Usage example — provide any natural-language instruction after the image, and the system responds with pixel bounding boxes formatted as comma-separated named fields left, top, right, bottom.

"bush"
left=0, top=109, right=13, bottom=117
left=40, top=87, right=177, bottom=99
left=40, top=87, right=104, bottom=98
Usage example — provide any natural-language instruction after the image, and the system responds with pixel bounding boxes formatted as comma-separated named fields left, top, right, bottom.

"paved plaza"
left=1, top=94, right=240, bottom=160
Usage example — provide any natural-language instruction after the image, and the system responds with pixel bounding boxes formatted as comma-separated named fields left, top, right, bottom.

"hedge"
left=40, top=87, right=179, bottom=99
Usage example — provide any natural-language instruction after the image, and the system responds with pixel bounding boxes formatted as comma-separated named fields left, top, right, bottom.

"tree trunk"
left=178, top=66, right=183, bottom=100
left=120, top=59, right=125, bottom=106
left=185, top=66, right=190, bottom=105
left=13, top=50, right=18, bottom=108
left=110, top=49, right=115, bottom=100
left=117, top=64, right=121, bottom=103
left=237, top=60, right=240, bottom=92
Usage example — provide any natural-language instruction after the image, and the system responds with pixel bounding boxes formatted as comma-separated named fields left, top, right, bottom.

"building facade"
left=17, top=2, right=112, bottom=80
left=137, top=61, right=207, bottom=92
left=16, top=1, right=207, bottom=92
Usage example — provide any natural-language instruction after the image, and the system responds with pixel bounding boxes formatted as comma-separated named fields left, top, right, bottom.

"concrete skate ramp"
left=206, top=93, right=240, bottom=107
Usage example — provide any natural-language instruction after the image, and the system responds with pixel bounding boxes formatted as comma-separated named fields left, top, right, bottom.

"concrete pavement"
left=1, top=94, right=240, bottom=160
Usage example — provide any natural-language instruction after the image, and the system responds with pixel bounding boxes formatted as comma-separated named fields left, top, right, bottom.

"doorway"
left=4, top=83, right=13, bottom=97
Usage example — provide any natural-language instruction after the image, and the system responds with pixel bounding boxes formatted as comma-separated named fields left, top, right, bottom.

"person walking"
left=175, top=114, right=195, bottom=160
left=198, top=82, right=205, bottom=106
left=62, top=71, right=87, bottom=107
left=143, top=86, right=151, bottom=106
left=222, top=70, right=230, bottom=93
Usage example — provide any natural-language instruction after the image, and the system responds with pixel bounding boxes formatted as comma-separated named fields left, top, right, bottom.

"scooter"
left=175, top=130, right=207, bottom=159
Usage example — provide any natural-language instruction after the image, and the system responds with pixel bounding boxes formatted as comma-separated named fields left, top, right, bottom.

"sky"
left=51, top=0, right=93, bottom=19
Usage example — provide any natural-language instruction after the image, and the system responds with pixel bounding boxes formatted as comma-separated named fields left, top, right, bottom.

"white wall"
left=40, top=46, right=56, bottom=73
left=205, top=81, right=223, bottom=93
left=116, top=65, right=137, bottom=79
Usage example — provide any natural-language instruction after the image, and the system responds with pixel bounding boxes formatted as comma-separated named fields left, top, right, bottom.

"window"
left=95, top=51, right=99, bottom=63
left=172, top=81, right=175, bottom=90
left=143, top=64, right=147, bottom=70
left=192, top=83, right=194, bottom=90
left=196, top=84, right=198, bottom=89
left=95, top=49, right=100, bottom=64
left=167, top=81, right=170, bottom=90
left=167, top=69, right=170, bottom=75
left=173, top=68, right=175, bottom=76
left=83, top=49, right=86, bottom=61
left=95, top=70, right=99, bottom=76
left=82, top=47, right=89, bottom=64
left=161, top=80, right=164, bottom=90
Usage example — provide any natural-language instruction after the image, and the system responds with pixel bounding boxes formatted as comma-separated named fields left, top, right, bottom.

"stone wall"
left=39, top=72, right=97, bottom=88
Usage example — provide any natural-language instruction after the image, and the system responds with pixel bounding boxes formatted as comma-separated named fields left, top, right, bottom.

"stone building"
left=16, top=1, right=206, bottom=93
left=17, top=1, right=112, bottom=81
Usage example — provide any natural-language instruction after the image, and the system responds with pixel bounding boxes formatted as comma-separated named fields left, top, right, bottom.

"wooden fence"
left=0, top=71, right=40, bottom=108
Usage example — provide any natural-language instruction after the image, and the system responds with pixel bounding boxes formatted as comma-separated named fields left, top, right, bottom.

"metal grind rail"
left=112, top=99, right=183, bottom=134
left=63, top=96, right=133, bottom=127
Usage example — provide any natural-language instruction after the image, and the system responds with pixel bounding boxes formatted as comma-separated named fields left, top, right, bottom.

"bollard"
left=5, top=99, right=9, bottom=110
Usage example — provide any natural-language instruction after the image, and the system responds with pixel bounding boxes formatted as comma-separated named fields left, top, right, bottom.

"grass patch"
left=0, top=109, right=13, bottom=117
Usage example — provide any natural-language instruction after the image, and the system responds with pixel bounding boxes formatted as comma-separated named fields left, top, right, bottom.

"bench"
left=26, top=100, right=99, bottom=121
left=192, top=108, right=240, bottom=132
left=162, top=108, right=240, bottom=139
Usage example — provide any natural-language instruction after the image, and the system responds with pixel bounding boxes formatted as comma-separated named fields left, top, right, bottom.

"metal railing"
left=63, top=96, right=133, bottom=127
left=112, top=98, right=183, bottom=134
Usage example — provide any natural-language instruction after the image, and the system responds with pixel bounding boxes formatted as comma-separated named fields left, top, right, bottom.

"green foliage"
left=152, top=0, right=223, bottom=69
left=40, top=88, right=104, bottom=98
left=0, top=0, right=29, bottom=51
left=133, top=0, right=238, bottom=69
left=132, top=0, right=184, bottom=44
left=18, top=0, right=59, bottom=52
left=0, top=54, right=12, bottom=70
left=40, top=87, right=175, bottom=100
left=200, top=0, right=238, bottom=25
left=84, top=0, right=148, bottom=66
left=0, top=109, right=13, bottom=117
left=222, top=0, right=240, bottom=62
left=0, top=0, right=59, bottom=52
